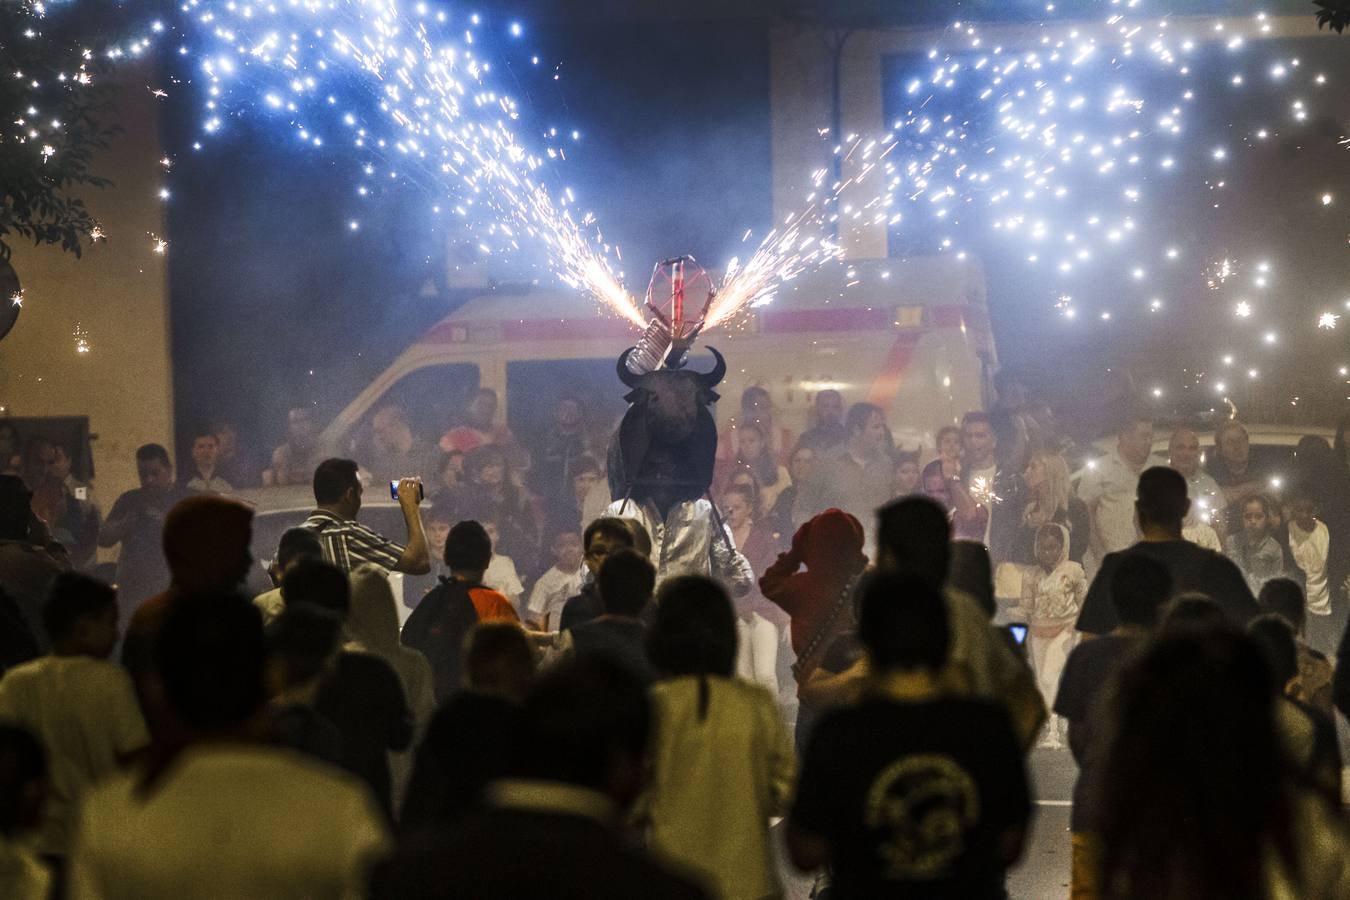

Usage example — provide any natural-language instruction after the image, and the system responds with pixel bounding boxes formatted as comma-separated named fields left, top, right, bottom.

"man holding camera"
left=302, top=458, right=430, bottom=575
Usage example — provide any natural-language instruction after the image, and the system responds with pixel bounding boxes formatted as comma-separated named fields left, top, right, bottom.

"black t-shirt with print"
left=792, top=696, right=1032, bottom=899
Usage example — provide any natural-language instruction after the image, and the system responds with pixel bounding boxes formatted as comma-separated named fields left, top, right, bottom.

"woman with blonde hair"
left=1007, top=449, right=1089, bottom=566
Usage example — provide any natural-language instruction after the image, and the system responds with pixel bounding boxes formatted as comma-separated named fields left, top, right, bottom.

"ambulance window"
left=506, top=359, right=627, bottom=446
left=360, top=363, right=480, bottom=448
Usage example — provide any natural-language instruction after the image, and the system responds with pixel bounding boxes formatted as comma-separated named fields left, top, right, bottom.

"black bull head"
left=606, top=347, right=726, bottom=503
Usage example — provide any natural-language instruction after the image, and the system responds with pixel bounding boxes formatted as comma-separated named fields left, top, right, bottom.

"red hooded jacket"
left=758, top=509, right=867, bottom=657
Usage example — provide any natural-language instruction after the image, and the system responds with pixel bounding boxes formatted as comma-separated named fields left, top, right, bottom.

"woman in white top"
left=644, top=576, right=796, bottom=900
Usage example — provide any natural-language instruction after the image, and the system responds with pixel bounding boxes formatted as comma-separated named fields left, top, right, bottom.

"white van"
left=317, top=254, right=997, bottom=463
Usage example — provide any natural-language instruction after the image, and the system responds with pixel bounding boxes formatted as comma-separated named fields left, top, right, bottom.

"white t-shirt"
left=484, top=554, right=525, bottom=609
left=68, top=745, right=389, bottom=900
left=525, top=565, right=586, bottom=631
left=1289, top=519, right=1331, bottom=616
left=0, top=656, right=149, bottom=856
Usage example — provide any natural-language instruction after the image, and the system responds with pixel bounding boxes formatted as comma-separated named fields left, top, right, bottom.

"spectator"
left=607, top=448, right=754, bottom=597
left=891, top=450, right=921, bottom=499
left=760, top=509, right=867, bottom=684
left=541, top=453, right=602, bottom=542
left=0, top=475, right=66, bottom=649
left=431, top=449, right=465, bottom=498
left=787, top=573, right=1032, bottom=898
left=1054, top=554, right=1170, bottom=900
left=558, top=517, right=636, bottom=632
left=715, top=423, right=788, bottom=511
left=1159, top=425, right=1226, bottom=539
left=919, top=424, right=963, bottom=496
left=718, top=485, right=786, bottom=693
left=399, top=622, right=534, bottom=829
left=875, top=497, right=1048, bottom=749
left=302, top=458, right=430, bottom=575
left=1076, top=414, right=1153, bottom=575
left=264, top=405, right=322, bottom=487
left=181, top=428, right=233, bottom=495
left=1207, top=419, right=1267, bottom=534
left=210, top=419, right=254, bottom=488
left=1247, top=615, right=1341, bottom=804
left=120, top=496, right=254, bottom=727
left=479, top=518, right=526, bottom=612
left=97, top=444, right=188, bottom=618
left=524, top=527, right=586, bottom=632
left=402, top=521, right=519, bottom=701
left=793, top=402, right=892, bottom=535
left=1010, top=523, right=1086, bottom=749
left=528, top=394, right=595, bottom=500
left=764, top=445, right=813, bottom=545
left=453, top=445, right=537, bottom=573
left=439, top=387, right=513, bottom=454
left=254, top=526, right=325, bottom=626
left=990, top=368, right=1034, bottom=471
left=0, top=724, right=49, bottom=899
left=409, top=497, right=455, bottom=602
left=555, top=550, right=657, bottom=684
left=1226, top=494, right=1289, bottom=596
left=68, top=593, right=389, bottom=897
left=367, top=405, right=441, bottom=487
left=718, top=386, right=796, bottom=468
left=1097, top=627, right=1350, bottom=898
left=349, top=564, right=436, bottom=805
left=1008, top=448, right=1089, bottom=565
left=1077, top=467, right=1258, bottom=635
left=1284, top=491, right=1336, bottom=655
left=645, top=575, right=795, bottom=900
left=264, top=603, right=344, bottom=766
left=0, top=572, right=148, bottom=862
left=30, top=442, right=99, bottom=569
left=721, top=484, right=776, bottom=577
left=795, top=389, right=847, bottom=454
left=949, top=411, right=1014, bottom=547
left=285, top=559, right=413, bottom=818
left=1160, top=592, right=1230, bottom=635
left=1288, top=435, right=1350, bottom=630
left=1260, top=578, right=1334, bottom=714
left=371, top=657, right=707, bottom=900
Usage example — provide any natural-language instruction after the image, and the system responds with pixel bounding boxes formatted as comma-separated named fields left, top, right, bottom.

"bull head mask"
left=607, top=347, right=726, bottom=506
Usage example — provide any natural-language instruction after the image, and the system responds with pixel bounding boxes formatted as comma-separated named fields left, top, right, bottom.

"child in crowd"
left=1286, top=492, right=1335, bottom=655
left=480, top=519, right=525, bottom=612
left=1012, top=523, right=1086, bottom=749
left=524, top=528, right=587, bottom=632
left=1260, top=578, right=1335, bottom=714
left=891, top=451, right=922, bottom=499
left=1227, top=494, right=1288, bottom=596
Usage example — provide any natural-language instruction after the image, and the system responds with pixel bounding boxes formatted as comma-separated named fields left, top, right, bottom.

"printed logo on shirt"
left=864, top=753, right=980, bottom=879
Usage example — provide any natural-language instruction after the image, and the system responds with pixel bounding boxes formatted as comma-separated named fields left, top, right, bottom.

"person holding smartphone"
left=302, top=458, right=430, bottom=575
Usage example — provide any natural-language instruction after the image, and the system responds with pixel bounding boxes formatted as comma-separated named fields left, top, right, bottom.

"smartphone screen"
left=1007, top=624, right=1028, bottom=646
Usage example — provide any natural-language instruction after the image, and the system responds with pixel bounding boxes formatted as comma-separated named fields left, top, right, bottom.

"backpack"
left=401, top=578, right=481, bottom=702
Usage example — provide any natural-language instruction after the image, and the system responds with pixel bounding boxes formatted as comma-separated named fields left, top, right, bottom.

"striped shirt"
left=302, top=509, right=405, bottom=572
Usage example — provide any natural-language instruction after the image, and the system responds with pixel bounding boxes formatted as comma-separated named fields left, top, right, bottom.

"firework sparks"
left=10, top=290, right=24, bottom=308
left=73, top=322, right=90, bottom=354
left=1319, top=312, right=1340, bottom=330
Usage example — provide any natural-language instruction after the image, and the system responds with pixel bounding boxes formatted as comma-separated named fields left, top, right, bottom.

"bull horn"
left=699, top=347, right=727, bottom=388
left=616, top=348, right=641, bottom=389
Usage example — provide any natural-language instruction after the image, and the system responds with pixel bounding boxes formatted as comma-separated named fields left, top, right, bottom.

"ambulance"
left=317, top=254, right=998, bottom=456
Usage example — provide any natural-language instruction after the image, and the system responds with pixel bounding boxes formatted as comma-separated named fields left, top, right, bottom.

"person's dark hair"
left=189, top=427, right=218, bottom=444
left=649, top=576, right=737, bottom=680
left=740, top=385, right=770, bottom=409
left=275, top=527, right=324, bottom=571
left=1098, top=628, right=1292, bottom=899
left=1258, top=578, right=1306, bottom=632
left=1135, top=466, right=1189, bottom=528
left=597, top=549, right=656, bottom=618
left=845, top=402, right=883, bottom=437
left=949, top=541, right=995, bottom=619
left=266, top=603, right=342, bottom=687
left=1110, top=554, right=1173, bottom=628
left=1160, top=592, right=1226, bottom=634
left=312, top=458, right=360, bottom=506
left=625, top=519, right=653, bottom=560
left=0, top=724, right=46, bottom=837
left=892, top=449, right=920, bottom=469
left=436, top=450, right=464, bottom=476
left=515, top=656, right=650, bottom=793
left=281, top=559, right=351, bottom=615
left=1242, top=493, right=1271, bottom=521
left=135, top=443, right=171, bottom=468
left=444, top=520, right=492, bottom=573
left=463, top=445, right=507, bottom=482
left=961, top=410, right=992, bottom=430
left=42, top=571, right=116, bottom=643
left=463, top=622, right=536, bottom=699
left=1247, top=614, right=1298, bottom=688
left=583, top=516, right=636, bottom=553
left=858, top=573, right=950, bottom=672
left=425, top=497, right=455, bottom=526
left=876, top=496, right=951, bottom=588
left=0, top=474, right=32, bottom=541
left=154, top=592, right=267, bottom=732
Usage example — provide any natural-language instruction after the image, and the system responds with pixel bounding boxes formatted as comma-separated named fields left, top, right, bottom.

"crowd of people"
left=4, top=374, right=1350, bottom=897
